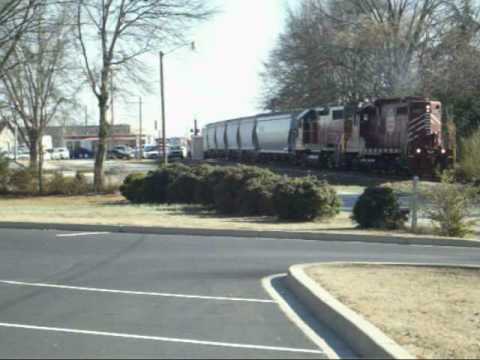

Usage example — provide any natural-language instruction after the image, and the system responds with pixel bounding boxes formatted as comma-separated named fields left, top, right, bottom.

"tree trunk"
left=94, top=96, right=108, bottom=192
left=29, top=131, right=39, bottom=173
left=38, top=140, right=44, bottom=194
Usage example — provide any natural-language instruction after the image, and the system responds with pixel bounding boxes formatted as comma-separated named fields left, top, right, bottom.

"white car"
left=48, top=147, right=70, bottom=160
left=168, top=145, right=187, bottom=159
left=142, top=145, right=160, bottom=159
left=16, top=147, right=30, bottom=160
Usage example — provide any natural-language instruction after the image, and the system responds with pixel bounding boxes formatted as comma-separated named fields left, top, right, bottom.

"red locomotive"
left=203, top=96, right=453, bottom=176
left=297, top=97, right=453, bottom=175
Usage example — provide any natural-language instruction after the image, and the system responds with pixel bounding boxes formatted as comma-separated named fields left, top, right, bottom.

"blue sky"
left=106, top=0, right=291, bottom=139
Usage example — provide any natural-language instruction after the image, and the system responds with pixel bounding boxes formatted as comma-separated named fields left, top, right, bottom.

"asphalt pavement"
left=0, top=228, right=479, bottom=358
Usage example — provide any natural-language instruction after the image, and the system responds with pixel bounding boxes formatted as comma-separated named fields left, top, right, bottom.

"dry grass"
left=307, top=264, right=480, bottom=359
left=0, top=194, right=355, bottom=232
left=1, top=194, right=478, bottom=240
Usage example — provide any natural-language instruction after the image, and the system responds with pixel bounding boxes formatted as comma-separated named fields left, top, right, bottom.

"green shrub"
left=8, top=168, right=37, bottom=195
left=212, top=165, right=279, bottom=215
left=142, top=164, right=194, bottom=203
left=236, top=170, right=281, bottom=216
left=167, top=172, right=200, bottom=204
left=0, top=154, right=9, bottom=193
left=353, top=187, right=407, bottom=229
left=212, top=167, right=246, bottom=214
left=194, top=166, right=228, bottom=206
left=422, top=171, right=478, bottom=237
left=457, top=128, right=480, bottom=182
left=273, top=177, right=341, bottom=221
left=120, top=173, right=147, bottom=203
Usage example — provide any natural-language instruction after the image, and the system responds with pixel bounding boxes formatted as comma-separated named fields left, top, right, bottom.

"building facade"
left=0, top=121, right=15, bottom=153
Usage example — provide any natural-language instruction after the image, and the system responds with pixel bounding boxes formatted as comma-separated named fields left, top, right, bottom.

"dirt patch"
left=306, top=264, right=480, bottom=359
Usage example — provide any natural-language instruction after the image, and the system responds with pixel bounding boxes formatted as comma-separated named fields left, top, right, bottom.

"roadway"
left=0, top=228, right=479, bottom=358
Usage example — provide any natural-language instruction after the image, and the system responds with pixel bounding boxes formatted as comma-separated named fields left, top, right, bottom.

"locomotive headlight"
left=441, top=149, right=446, bottom=154
left=426, top=105, right=431, bottom=113
left=416, top=148, right=422, bottom=154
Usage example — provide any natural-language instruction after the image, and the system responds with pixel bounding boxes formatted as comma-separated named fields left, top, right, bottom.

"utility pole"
left=84, top=106, right=88, bottom=129
left=411, top=176, right=419, bottom=232
left=139, top=96, right=143, bottom=160
left=13, top=124, right=17, bottom=161
left=110, top=68, right=115, bottom=149
left=194, top=118, right=199, bottom=136
left=159, top=51, right=167, bottom=165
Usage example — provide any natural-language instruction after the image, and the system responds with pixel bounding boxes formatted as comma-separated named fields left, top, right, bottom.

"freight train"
left=202, top=97, right=453, bottom=176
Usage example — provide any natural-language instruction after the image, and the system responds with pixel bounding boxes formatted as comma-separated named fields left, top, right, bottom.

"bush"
left=141, top=164, right=193, bottom=203
left=237, top=172, right=280, bottom=216
left=46, top=172, right=91, bottom=196
left=194, top=166, right=228, bottom=206
left=422, top=171, right=478, bottom=237
left=120, top=173, right=147, bottom=203
left=212, top=165, right=279, bottom=215
left=353, top=187, right=407, bottom=229
left=8, top=168, right=37, bottom=195
left=0, top=154, right=9, bottom=193
left=118, top=164, right=341, bottom=223
left=457, top=128, right=480, bottom=183
left=167, top=172, right=200, bottom=204
left=273, top=177, right=341, bottom=221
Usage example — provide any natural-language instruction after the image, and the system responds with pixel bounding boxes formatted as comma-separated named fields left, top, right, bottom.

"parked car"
left=16, top=147, right=30, bottom=160
left=108, top=145, right=134, bottom=160
left=143, top=145, right=160, bottom=159
left=48, top=147, right=70, bottom=160
left=43, top=150, right=52, bottom=161
left=72, top=147, right=94, bottom=159
left=168, top=145, right=187, bottom=159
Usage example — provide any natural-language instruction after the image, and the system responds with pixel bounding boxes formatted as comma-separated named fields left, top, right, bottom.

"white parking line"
left=0, top=280, right=275, bottom=304
left=0, top=322, right=325, bottom=355
left=56, top=232, right=110, bottom=237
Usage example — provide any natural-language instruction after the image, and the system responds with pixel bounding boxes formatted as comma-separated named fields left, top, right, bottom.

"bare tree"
left=0, top=0, right=38, bottom=74
left=75, top=0, right=212, bottom=192
left=261, top=0, right=448, bottom=110
left=0, top=4, right=76, bottom=192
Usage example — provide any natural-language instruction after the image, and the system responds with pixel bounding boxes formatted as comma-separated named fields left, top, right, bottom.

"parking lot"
left=0, top=229, right=332, bottom=358
left=1, top=228, right=480, bottom=358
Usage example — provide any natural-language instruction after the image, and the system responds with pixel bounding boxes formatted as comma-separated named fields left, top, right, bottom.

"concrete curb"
left=0, top=221, right=479, bottom=248
left=286, top=263, right=415, bottom=359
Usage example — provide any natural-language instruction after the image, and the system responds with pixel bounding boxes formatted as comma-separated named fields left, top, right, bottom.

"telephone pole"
left=159, top=51, right=167, bottom=165
left=109, top=70, right=115, bottom=150
left=139, top=96, right=143, bottom=160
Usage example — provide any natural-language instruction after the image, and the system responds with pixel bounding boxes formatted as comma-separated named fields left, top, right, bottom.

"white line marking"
left=0, top=322, right=325, bottom=355
left=56, top=232, right=110, bottom=238
left=0, top=280, right=275, bottom=304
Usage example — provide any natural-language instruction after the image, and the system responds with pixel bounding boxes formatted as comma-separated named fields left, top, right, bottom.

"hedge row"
left=0, top=168, right=92, bottom=196
left=0, top=155, right=96, bottom=196
left=120, top=164, right=341, bottom=221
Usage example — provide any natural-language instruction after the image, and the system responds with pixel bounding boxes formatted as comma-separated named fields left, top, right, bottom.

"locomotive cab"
left=357, top=97, right=451, bottom=175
